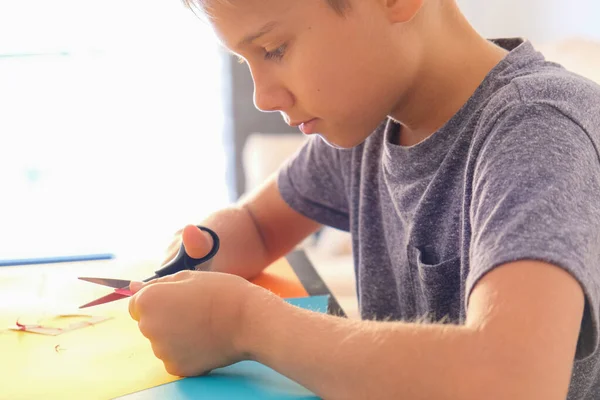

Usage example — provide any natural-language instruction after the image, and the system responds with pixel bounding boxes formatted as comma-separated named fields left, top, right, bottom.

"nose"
left=251, top=68, right=294, bottom=113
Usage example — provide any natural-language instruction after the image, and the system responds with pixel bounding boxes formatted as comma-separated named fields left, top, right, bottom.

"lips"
left=288, top=118, right=318, bottom=135
left=299, top=119, right=318, bottom=135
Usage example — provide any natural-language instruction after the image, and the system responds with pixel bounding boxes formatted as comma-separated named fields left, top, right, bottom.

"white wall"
left=456, top=0, right=600, bottom=44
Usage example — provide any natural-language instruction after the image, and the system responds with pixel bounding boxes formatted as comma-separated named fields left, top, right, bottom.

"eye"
left=264, top=43, right=288, bottom=61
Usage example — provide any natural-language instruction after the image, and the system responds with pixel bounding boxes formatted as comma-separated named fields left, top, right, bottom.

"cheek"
left=298, top=40, right=394, bottom=115
left=291, top=54, right=372, bottom=115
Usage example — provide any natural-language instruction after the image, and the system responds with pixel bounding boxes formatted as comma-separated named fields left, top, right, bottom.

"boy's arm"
left=187, top=174, right=322, bottom=279
left=244, top=259, right=584, bottom=400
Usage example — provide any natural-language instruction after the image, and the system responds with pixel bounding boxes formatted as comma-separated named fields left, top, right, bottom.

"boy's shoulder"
left=481, top=42, right=600, bottom=131
left=511, top=62, right=600, bottom=110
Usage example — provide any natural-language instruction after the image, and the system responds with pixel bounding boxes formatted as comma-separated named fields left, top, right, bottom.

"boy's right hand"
left=162, top=224, right=215, bottom=267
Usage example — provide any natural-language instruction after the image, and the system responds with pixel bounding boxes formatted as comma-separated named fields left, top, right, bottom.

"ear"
left=383, top=0, right=425, bottom=23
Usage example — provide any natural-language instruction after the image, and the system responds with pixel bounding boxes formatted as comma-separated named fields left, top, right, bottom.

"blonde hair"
left=182, top=0, right=350, bottom=17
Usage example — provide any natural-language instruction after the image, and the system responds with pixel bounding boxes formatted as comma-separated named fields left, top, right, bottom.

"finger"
left=129, top=281, right=145, bottom=294
left=128, top=280, right=162, bottom=319
left=128, top=278, right=188, bottom=322
left=182, top=225, right=213, bottom=259
left=128, top=295, right=140, bottom=321
left=128, top=280, right=165, bottom=321
left=150, top=342, right=168, bottom=360
left=131, top=271, right=194, bottom=295
left=129, top=276, right=168, bottom=294
left=130, top=275, right=176, bottom=294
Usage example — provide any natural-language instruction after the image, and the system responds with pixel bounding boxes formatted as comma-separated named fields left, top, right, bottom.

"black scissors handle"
left=144, top=226, right=220, bottom=282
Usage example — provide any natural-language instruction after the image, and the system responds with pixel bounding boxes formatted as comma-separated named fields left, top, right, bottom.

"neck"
left=389, top=4, right=509, bottom=146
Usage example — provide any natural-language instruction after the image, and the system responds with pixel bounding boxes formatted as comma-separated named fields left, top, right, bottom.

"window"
left=0, top=0, right=230, bottom=262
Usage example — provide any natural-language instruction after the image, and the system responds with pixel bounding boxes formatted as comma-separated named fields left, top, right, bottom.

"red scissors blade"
left=79, top=288, right=132, bottom=309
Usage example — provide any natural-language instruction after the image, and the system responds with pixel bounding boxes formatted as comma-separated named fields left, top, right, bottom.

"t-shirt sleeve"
left=467, top=103, right=600, bottom=359
left=277, top=135, right=350, bottom=231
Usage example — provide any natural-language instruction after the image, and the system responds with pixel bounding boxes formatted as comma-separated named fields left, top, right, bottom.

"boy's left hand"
left=128, top=271, right=262, bottom=377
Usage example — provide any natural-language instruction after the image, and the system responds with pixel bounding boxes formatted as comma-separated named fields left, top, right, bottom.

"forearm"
left=242, top=295, right=521, bottom=400
left=198, top=205, right=271, bottom=279
left=200, top=176, right=320, bottom=279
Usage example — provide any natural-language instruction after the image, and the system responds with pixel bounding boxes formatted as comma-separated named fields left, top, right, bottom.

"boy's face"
left=206, top=0, right=422, bottom=148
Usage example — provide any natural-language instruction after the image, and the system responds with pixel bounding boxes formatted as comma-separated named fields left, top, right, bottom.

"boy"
left=127, top=0, right=600, bottom=398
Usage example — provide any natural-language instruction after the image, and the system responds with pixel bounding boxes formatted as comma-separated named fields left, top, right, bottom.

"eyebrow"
left=237, top=21, right=279, bottom=48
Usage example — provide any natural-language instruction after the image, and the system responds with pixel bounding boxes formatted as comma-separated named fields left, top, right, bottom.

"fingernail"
left=129, top=281, right=144, bottom=293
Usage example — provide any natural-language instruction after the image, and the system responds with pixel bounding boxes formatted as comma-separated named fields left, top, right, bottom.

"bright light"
left=0, top=0, right=230, bottom=260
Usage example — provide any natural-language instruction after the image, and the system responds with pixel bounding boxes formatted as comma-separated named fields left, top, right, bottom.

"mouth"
left=288, top=118, right=318, bottom=135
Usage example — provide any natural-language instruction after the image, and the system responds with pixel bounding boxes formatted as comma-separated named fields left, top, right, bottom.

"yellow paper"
left=10, top=314, right=111, bottom=335
left=0, top=307, right=180, bottom=400
left=0, top=257, right=307, bottom=399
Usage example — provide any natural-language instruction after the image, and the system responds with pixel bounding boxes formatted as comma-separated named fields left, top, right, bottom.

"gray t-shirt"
left=278, top=38, right=600, bottom=398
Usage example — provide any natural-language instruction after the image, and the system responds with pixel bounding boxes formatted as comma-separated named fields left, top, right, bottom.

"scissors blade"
left=78, top=277, right=132, bottom=289
left=79, top=290, right=131, bottom=309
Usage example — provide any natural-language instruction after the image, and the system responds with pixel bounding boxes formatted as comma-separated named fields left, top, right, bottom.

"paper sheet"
left=1, top=307, right=179, bottom=400
left=119, top=297, right=327, bottom=399
left=0, top=257, right=316, bottom=400
left=250, top=258, right=309, bottom=298
left=10, top=315, right=111, bottom=336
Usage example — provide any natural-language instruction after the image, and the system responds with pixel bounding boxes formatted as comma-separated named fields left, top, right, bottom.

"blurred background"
left=0, top=0, right=232, bottom=260
left=457, top=0, right=600, bottom=44
left=1, top=0, right=599, bottom=264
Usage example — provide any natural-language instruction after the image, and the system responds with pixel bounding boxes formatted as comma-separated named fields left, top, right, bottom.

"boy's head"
left=186, top=0, right=461, bottom=148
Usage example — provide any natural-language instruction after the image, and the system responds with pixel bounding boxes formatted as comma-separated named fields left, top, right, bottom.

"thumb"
left=129, top=281, right=147, bottom=294
left=129, top=272, right=183, bottom=294
left=182, top=224, right=213, bottom=259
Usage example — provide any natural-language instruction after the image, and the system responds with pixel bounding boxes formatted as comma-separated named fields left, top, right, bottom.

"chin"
left=317, top=133, right=367, bottom=150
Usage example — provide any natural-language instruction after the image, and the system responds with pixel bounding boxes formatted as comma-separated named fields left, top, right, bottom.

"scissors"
left=77, top=226, right=220, bottom=309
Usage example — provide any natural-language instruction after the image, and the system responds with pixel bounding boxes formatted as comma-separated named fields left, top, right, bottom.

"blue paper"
left=119, top=296, right=329, bottom=399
